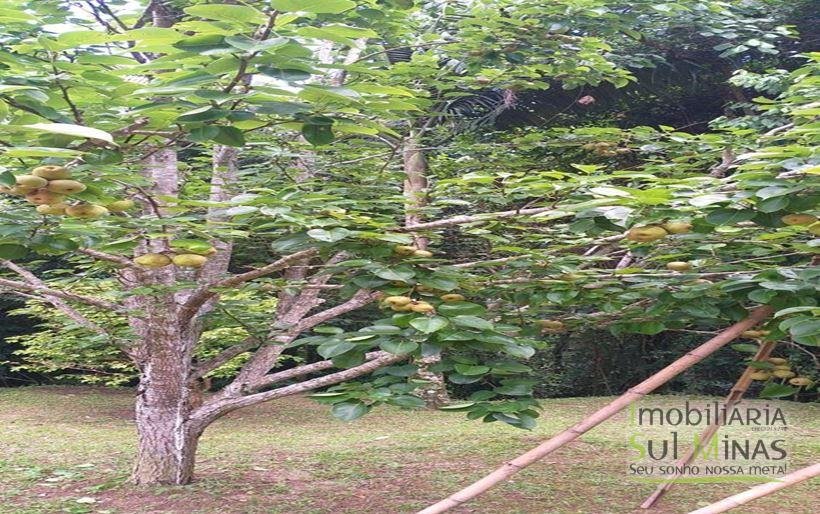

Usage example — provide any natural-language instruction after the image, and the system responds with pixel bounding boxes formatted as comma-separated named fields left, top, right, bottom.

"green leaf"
left=438, top=402, right=476, bottom=411
left=389, top=395, right=426, bottom=409
left=306, top=227, right=350, bottom=242
left=177, top=106, right=228, bottom=123
left=302, top=123, right=334, bottom=145
left=436, top=302, right=486, bottom=317
left=184, top=4, right=266, bottom=24
left=330, top=401, right=369, bottom=421
left=0, top=171, right=15, bottom=187
left=372, top=267, right=415, bottom=282
left=409, top=316, right=449, bottom=334
left=19, top=123, right=113, bottom=143
left=270, top=0, right=356, bottom=14
left=759, top=383, right=799, bottom=399
left=0, top=244, right=28, bottom=259
left=258, top=66, right=312, bottom=82
left=380, top=340, right=418, bottom=354
left=731, top=343, right=760, bottom=353
left=454, top=364, right=491, bottom=376
left=705, top=209, right=756, bottom=226
left=451, top=316, right=493, bottom=331
left=317, top=341, right=356, bottom=359
left=212, top=126, right=246, bottom=147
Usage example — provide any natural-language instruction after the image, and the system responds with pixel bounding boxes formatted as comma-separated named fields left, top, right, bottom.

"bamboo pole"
left=640, top=339, right=778, bottom=509
left=687, top=463, right=820, bottom=514
left=417, top=306, right=774, bottom=514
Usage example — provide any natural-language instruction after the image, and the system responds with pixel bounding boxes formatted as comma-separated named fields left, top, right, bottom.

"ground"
left=0, top=387, right=817, bottom=514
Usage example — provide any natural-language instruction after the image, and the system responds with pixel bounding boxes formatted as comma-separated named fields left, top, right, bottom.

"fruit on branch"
left=394, top=245, right=417, bottom=256
left=788, top=377, right=813, bottom=386
left=36, top=203, right=67, bottom=215
left=25, top=190, right=66, bottom=205
left=666, top=261, right=692, bottom=271
left=46, top=179, right=87, bottom=195
left=413, top=249, right=434, bottom=258
left=767, top=357, right=788, bottom=365
left=410, top=301, right=435, bottom=313
left=626, top=225, right=668, bottom=242
left=106, top=199, right=135, bottom=212
left=749, top=371, right=771, bottom=381
left=15, top=175, right=48, bottom=188
left=772, top=370, right=795, bottom=379
left=440, top=293, right=465, bottom=302
left=65, top=204, right=108, bottom=218
left=4, top=185, right=36, bottom=195
left=662, top=221, right=692, bottom=234
left=538, top=319, right=566, bottom=333
left=384, top=296, right=412, bottom=307
left=391, top=304, right=414, bottom=312
left=773, top=364, right=791, bottom=371
left=781, top=213, right=817, bottom=226
left=172, top=254, right=208, bottom=268
left=741, top=330, right=769, bottom=339
left=134, top=253, right=172, bottom=268
left=32, top=165, right=71, bottom=180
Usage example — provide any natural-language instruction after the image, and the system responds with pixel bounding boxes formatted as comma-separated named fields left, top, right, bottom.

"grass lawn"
left=0, top=386, right=817, bottom=514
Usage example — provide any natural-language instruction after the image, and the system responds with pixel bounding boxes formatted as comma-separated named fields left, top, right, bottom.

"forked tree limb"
left=178, top=248, right=319, bottom=323
left=253, top=351, right=391, bottom=390
left=191, top=350, right=408, bottom=427
left=687, top=463, right=820, bottom=514
left=78, top=248, right=140, bottom=268
left=417, top=305, right=774, bottom=514
left=640, top=339, right=778, bottom=509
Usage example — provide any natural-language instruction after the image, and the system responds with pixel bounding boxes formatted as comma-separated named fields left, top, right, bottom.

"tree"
left=0, top=0, right=815, bottom=488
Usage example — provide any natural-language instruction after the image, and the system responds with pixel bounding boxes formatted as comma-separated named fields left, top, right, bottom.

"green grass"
left=0, top=386, right=817, bottom=514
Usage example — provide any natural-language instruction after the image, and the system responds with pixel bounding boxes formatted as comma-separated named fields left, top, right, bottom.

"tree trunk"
left=130, top=305, right=202, bottom=485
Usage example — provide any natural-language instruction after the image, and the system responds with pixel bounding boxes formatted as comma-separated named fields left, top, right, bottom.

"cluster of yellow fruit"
left=625, top=221, right=692, bottom=243
left=748, top=356, right=813, bottom=386
left=394, top=245, right=433, bottom=258
left=581, top=141, right=631, bottom=157
left=382, top=292, right=465, bottom=313
left=0, top=165, right=133, bottom=217
left=133, top=245, right=216, bottom=270
left=537, top=319, right=566, bottom=334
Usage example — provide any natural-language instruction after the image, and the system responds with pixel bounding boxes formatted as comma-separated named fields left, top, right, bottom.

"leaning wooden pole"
left=417, top=306, right=774, bottom=514
left=687, top=463, right=820, bottom=514
left=640, top=339, right=778, bottom=509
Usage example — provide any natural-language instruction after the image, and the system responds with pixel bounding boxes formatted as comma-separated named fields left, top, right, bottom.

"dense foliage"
left=0, top=0, right=817, bottom=431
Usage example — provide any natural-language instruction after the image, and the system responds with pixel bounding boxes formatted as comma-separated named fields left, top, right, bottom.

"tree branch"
left=191, top=350, right=408, bottom=426
left=253, top=351, right=391, bottom=390
left=401, top=206, right=553, bottom=231
left=78, top=248, right=139, bottom=268
left=178, top=248, right=320, bottom=324
left=1, top=260, right=112, bottom=333
left=0, top=276, right=122, bottom=312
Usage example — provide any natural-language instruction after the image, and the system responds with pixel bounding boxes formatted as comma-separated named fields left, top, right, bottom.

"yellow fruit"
left=767, top=357, right=788, bottom=365
left=201, top=247, right=218, bottom=256
left=65, top=204, right=108, bottom=218
left=741, top=330, right=769, bottom=339
left=9, top=185, right=37, bottom=195
left=391, top=304, right=413, bottom=312
left=106, top=200, right=135, bottom=212
left=32, top=165, right=71, bottom=180
left=666, top=261, right=692, bottom=272
left=410, top=301, right=435, bottom=313
left=15, top=175, right=48, bottom=188
left=788, top=377, right=813, bottom=386
left=626, top=225, right=668, bottom=242
left=413, top=249, right=434, bottom=258
left=538, top=320, right=566, bottom=333
left=394, top=245, right=417, bottom=256
left=773, top=364, right=792, bottom=371
left=772, top=370, right=795, bottom=379
left=25, top=190, right=66, bottom=205
left=809, top=224, right=820, bottom=236
left=749, top=371, right=771, bottom=381
left=46, top=179, right=87, bottom=195
left=36, top=203, right=67, bottom=215
left=172, top=254, right=208, bottom=268
left=384, top=296, right=412, bottom=306
left=662, top=221, right=692, bottom=234
left=133, top=253, right=172, bottom=268
left=440, top=293, right=465, bottom=303
left=781, top=213, right=817, bottom=226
